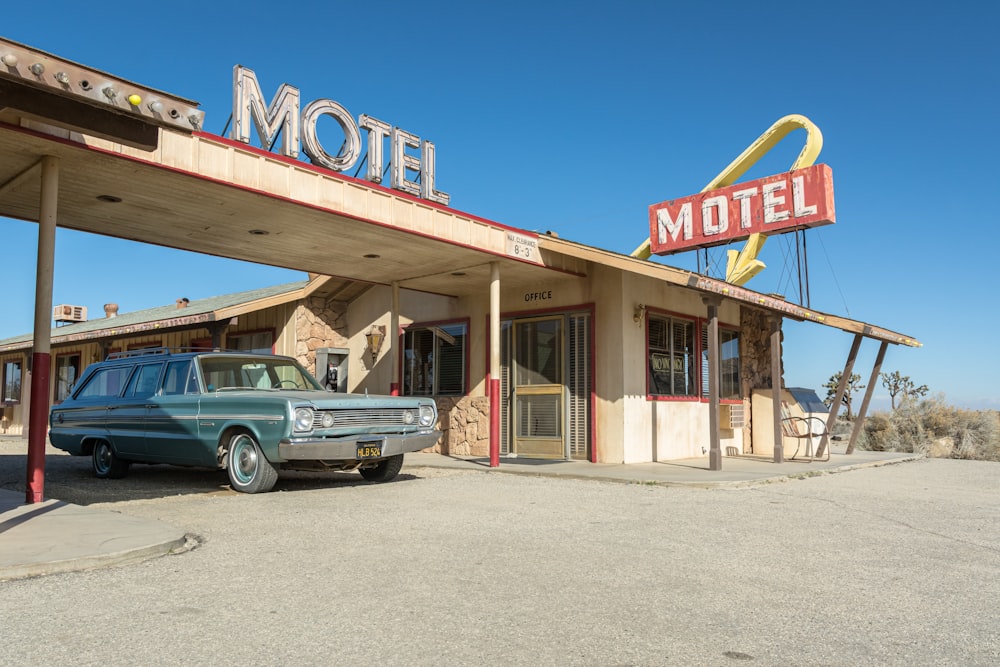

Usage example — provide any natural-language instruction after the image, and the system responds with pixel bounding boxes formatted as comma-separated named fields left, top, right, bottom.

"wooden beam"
left=848, top=341, right=888, bottom=454
left=815, top=334, right=863, bottom=458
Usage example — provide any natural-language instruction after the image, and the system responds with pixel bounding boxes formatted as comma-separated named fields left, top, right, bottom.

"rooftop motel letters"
left=648, top=164, right=835, bottom=255
left=230, top=66, right=449, bottom=205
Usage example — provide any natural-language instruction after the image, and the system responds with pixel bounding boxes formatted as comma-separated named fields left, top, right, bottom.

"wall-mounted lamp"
left=633, top=303, right=646, bottom=326
left=365, top=325, right=386, bottom=363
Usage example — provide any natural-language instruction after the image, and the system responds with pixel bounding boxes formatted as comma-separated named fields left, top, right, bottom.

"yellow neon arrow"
left=725, top=232, right=767, bottom=285
left=634, top=114, right=823, bottom=286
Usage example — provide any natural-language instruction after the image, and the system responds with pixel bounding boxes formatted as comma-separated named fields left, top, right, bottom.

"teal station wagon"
left=49, top=349, right=441, bottom=493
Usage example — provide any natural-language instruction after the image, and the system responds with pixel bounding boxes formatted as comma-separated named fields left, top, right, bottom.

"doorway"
left=500, top=312, right=591, bottom=460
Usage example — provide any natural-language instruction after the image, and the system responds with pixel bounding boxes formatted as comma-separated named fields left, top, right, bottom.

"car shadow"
left=0, top=451, right=421, bottom=506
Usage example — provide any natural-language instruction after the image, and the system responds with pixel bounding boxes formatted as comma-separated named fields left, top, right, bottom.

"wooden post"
left=815, top=333, right=863, bottom=458
left=703, top=296, right=723, bottom=470
left=769, top=315, right=784, bottom=463
left=848, top=341, right=888, bottom=454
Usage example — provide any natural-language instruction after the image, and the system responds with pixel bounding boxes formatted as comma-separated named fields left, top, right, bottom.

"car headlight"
left=294, top=407, right=314, bottom=432
left=403, top=409, right=415, bottom=425
left=419, top=405, right=435, bottom=427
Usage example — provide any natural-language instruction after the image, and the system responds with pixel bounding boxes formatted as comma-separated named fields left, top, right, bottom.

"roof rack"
left=106, top=347, right=172, bottom=360
left=104, top=347, right=255, bottom=360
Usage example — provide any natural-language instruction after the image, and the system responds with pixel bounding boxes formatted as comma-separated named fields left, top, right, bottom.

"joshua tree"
left=880, top=370, right=928, bottom=410
left=823, top=372, right=865, bottom=419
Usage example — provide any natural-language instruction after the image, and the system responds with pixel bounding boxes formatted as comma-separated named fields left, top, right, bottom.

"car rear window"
left=74, top=366, right=132, bottom=400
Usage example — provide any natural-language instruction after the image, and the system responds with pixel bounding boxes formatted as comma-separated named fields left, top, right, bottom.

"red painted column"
left=25, top=354, right=50, bottom=502
left=489, top=261, right=500, bottom=468
left=489, top=378, right=500, bottom=467
left=26, top=155, right=59, bottom=504
left=390, top=281, right=400, bottom=397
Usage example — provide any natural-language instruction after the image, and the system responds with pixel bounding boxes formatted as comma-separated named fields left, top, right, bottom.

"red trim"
left=390, top=382, right=399, bottom=397
left=26, top=351, right=50, bottom=503
left=0, top=123, right=583, bottom=278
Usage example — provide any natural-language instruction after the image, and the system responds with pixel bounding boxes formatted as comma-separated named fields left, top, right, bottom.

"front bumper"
left=277, top=430, right=442, bottom=461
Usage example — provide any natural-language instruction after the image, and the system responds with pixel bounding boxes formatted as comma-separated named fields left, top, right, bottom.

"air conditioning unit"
left=53, top=304, right=87, bottom=323
left=720, top=403, right=746, bottom=429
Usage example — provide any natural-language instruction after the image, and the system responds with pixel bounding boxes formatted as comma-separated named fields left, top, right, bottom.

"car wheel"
left=359, top=454, right=404, bottom=483
left=92, top=441, right=130, bottom=479
left=226, top=432, right=278, bottom=494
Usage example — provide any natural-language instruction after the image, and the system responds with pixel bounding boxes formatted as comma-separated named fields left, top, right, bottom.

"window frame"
left=2, top=358, right=23, bottom=404
left=699, top=320, right=742, bottom=404
left=53, top=351, right=82, bottom=404
left=645, top=310, right=698, bottom=401
left=226, top=329, right=275, bottom=354
left=401, top=319, right=469, bottom=397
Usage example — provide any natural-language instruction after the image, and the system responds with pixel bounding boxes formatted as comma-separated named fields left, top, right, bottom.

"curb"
left=0, top=533, right=194, bottom=582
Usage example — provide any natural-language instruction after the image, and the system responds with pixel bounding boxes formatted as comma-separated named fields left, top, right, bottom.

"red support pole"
left=26, top=155, right=59, bottom=504
left=25, top=353, right=50, bottom=503
left=489, top=377, right=500, bottom=467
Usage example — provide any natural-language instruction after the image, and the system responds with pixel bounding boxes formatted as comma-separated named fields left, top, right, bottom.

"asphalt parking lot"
left=1, top=443, right=998, bottom=666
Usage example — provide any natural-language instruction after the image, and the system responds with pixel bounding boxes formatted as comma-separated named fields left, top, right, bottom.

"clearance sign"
left=648, top=164, right=835, bottom=255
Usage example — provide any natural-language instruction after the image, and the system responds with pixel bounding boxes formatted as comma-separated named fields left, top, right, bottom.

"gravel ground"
left=1, top=438, right=998, bottom=666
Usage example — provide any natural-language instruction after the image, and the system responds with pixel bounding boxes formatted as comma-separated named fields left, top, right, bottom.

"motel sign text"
left=648, top=164, right=835, bottom=255
left=231, top=66, right=449, bottom=205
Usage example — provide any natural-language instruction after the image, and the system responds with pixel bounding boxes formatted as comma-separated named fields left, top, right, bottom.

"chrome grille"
left=312, top=409, right=414, bottom=429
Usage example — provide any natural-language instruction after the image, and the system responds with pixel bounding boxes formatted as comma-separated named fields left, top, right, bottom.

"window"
left=75, top=366, right=131, bottom=400
left=403, top=322, right=467, bottom=396
left=54, top=354, right=81, bottom=403
left=161, top=360, right=199, bottom=395
left=647, top=315, right=696, bottom=397
left=228, top=331, right=273, bottom=354
left=125, top=363, right=164, bottom=400
left=2, top=359, right=22, bottom=403
left=701, top=325, right=741, bottom=401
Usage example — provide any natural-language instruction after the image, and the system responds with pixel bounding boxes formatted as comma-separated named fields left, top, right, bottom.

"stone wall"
left=294, top=296, right=349, bottom=371
left=429, top=395, right=491, bottom=456
left=740, top=306, right=782, bottom=450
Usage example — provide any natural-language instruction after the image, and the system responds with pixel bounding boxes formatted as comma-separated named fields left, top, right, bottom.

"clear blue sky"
left=1, top=2, right=996, bottom=410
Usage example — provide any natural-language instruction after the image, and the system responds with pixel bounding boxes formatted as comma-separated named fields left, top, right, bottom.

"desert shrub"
left=861, top=394, right=1000, bottom=461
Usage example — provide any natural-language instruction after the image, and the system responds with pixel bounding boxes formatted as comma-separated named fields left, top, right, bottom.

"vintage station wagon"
left=49, top=349, right=441, bottom=493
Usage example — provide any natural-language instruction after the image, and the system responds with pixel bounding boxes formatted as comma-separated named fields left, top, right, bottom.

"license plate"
left=357, top=440, right=383, bottom=459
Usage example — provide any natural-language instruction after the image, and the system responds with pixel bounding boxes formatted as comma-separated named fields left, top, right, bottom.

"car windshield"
left=198, top=356, right=323, bottom=392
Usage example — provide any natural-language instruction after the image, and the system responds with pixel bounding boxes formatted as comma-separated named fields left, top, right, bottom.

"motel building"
left=0, top=38, right=919, bottom=480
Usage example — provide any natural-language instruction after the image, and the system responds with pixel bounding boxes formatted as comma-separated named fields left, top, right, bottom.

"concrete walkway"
left=0, top=446, right=921, bottom=582
left=405, top=446, right=921, bottom=488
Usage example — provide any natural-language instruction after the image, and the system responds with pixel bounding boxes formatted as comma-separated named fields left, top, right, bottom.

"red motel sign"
left=648, top=164, right=835, bottom=255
